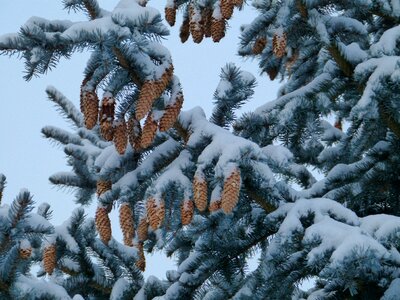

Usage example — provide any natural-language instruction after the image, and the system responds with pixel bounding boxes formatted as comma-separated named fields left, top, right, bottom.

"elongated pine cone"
left=165, top=6, right=177, bottom=26
left=209, top=199, right=222, bottom=212
left=272, top=31, right=287, bottom=58
left=285, top=51, right=298, bottom=74
left=43, top=244, right=57, bottom=275
left=140, top=114, right=158, bottom=149
left=181, top=199, right=194, bottom=225
left=221, top=0, right=234, bottom=20
left=267, top=67, right=279, bottom=81
left=189, top=6, right=204, bottom=44
left=153, top=65, right=174, bottom=99
left=81, top=90, right=99, bottom=129
left=193, top=175, right=208, bottom=212
left=211, top=17, right=226, bottom=43
left=95, top=207, right=112, bottom=244
left=146, top=197, right=165, bottom=230
left=202, top=8, right=212, bottom=37
left=128, top=115, right=142, bottom=151
left=135, top=242, right=146, bottom=271
left=99, top=96, right=115, bottom=141
left=119, top=203, right=135, bottom=246
left=221, top=168, right=241, bottom=213
left=159, top=94, right=184, bottom=132
left=19, top=246, right=32, bottom=259
left=180, top=16, right=190, bottom=43
left=253, top=37, right=267, bottom=55
left=137, top=217, right=149, bottom=242
left=135, top=81, right=156, bottom=120
left=114, top=119, right=128, bottom=155
left=97, top=180, right=112, bottom=196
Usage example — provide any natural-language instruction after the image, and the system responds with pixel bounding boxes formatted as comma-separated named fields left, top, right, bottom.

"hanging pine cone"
left=43, top=244, right=57, bottom=275
left=180, top=16, right=190, bottom=43
left=159, top=93, right=184, bottom=132
left=96, top=180, right=112, bottom=196
left=146, top=197, right=165, bottom=230
left=81, top=90, right=99, bottom=129
left=140, top=113, right=158, bottom=149
left=221, top=168, right=241, bottom=213
left=211, top=17, right=225, bottom=43
left=95, top=207, right=112, bottom=244
left=189, top=5, right=204, bottom=44
left=252, top=37, right=267, bottom=55
left=165, top=5, right=177, bottom=26
left=137, top=217, right=149, bottom=242
left=221, top=0, right=234, bottom=20
left=180, top=199, right=194, bottom=225
left=19, top=242, right=32, bottom=260
left=193, top=174, right=208, bottom=212
left=128, top=115, right=142, bottom=151
left=272, top=30, right=287, bottom=58
left=113, top=119, right=128, bottom=155
left=135, top=81, right=156, bottom=120
left=119, top=203, right=135, bottom=247
left=267, top=67, right=279, bottom=81
left=285, top=51, right=299, bottom=75
left=202, top=8, right=212, bottom=38
left=209, top=199, right=222, bottom=212
left=153, top=65, right=174, bottom=99
left=135, top=242, right=146, bottom=271
left=99, top=96, right=115, bottom=141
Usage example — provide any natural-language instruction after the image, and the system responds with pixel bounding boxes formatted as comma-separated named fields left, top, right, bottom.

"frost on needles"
left=0, top=0, right=400, bottom=299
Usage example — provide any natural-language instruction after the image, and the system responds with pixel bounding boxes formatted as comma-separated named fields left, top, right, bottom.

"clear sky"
left=0, top=0, right=279, bottom=278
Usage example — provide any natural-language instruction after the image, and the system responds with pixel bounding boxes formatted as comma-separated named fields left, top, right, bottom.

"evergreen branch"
left=327, top=43, right=353, bottom=77
left=113, top=47, right=143, bottom=88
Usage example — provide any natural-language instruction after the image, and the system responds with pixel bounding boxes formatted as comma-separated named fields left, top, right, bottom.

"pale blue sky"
left=0, top=0, right=279, bottom=278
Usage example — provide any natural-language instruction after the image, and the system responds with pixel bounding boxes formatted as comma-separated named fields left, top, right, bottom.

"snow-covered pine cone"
left=193, top=175, right=208, bottom=212
left=202, top=8, right=213, bottom=38
left=140, top=114, right=158, bottom=149
left=96, top=180, right=112, bottom=196
left=252, top=37, right=267, bottom=55
left=43, top=244, right=57, bottom=275
left=135, top=242, right=146, bottom=271
left=180, top=16, right=190, bottom=43
left=128, top=115, right=142, bottom=151
left=272, top=31, right=287, bottom=58
left=119, top=203, right=135, bottom=247
left=189, top=5, right=204, bottom=44
left=233, top=0, right=243, bottom=8
left=81, top=90, right=99, bottom=129
left=221, top=168, right=241, bottom=213
left=113, top=119, right=128, bottom=155
left=135, top=80, right=156, bottom=120
left=211, top=17, right=226, bottom=43
left=99, top=96, right=115, bottom=141
left=19, top=243, right=32, bottom=260
left=221, top=0, right=234, bottom=20
left=165, top=6, right=177, bottom=26
left=95, top=207, right=112, bottom=245
left=153, top=65, right=174, bottom=99
left=159, top=93, right=184, bottom=132
left=137, top=217, right=149, bottom=242
left=209, top=198, right=222, bottom=212
left=180, top=199, right=194, bottom=225
left=146, top=197, right=165, bottom=230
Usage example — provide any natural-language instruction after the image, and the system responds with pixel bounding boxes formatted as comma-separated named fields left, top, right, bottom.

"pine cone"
left=285, top=51, right=298, bottom=75
left=95, top=207, right=112, bottom=244
left=137, top=217, right=149, bottom=242
left=153, top=65, right=174, bottom=99
left=272, top=31, right=287, bottom=58
left=180, top=199, right=194, bottom=225
left=113, top=119, right=128, bottom=155
left=135, top=242, right=146, bottom=271
left=96, top=180, right=112, bottom=196
left=334, top=119, right=342, bottom=131
left=19, top=247, right=32, bottom=260
left=140, top=114, right=158, bottom=149
left=82, top=90, right=99, bottom=129
left=43, top=244, right=57, bottom=275
left=146, top=197, right=165, bottom=230
left=119, top=203, right=135, bottom=246
left=165, top=6, right=177, bottom=26
left=193, top=175, right=208, bottom=212
left=209, top=199, right=222, bottom=212
left=233, top=0, right=244, bottom=8
left=267, top=67, right=279, bottom=81
left=221, top=0, right=234, bottom=20
left=128, top=115, right=142, bottom=151
left=180, top=16, right=190, bottom=43
left=99, top=96, right=115, bottom=141
left=221, top=168, right=241, bottom=213
left=211, top=17, right=225, bottom=43
left=159, top=93, right=184, bottom=132
left=135, top=81, right=156, bottom=120
left=189, top=6, right=204, bottom=44
left=202, top=8, right=212, bottom=38
left=252, top=37, right=267, bottom=55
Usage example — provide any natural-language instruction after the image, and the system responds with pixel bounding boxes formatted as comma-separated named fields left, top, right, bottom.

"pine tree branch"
left=327, top=43, right=353, bottom=77
left=113, top=47, right=143, bottom=88
left=378, top=102, right=400, bottom=138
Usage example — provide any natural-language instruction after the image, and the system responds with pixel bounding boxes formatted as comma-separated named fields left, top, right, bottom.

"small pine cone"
left=140, top=114, right=158, bottom=149
left=100, top=120, right=114, bottom=141
left=221, top=168, right=241, bottom=214
left=180, top=199, right=194, bottom=225
left=43, top=244, right=57, bottom=275
left=95, top=207, right=112, bottom=245
left=233, top=0, right=243, bottom=8
left=128, top=116, right=142, bottom=151
left=252, top=37, right=267, bottom=55
left=221, top=0, right=234, bottom=20
left=202, top=8, right=212, bottom=38
left=211, top=17, right=226, bottom=43
left=193, top=175, right=208, bottom=212
left=165, top=6, right=177, bottom=26
left=97, top=180, right=112, bottom=196
left=119, top=203, right=135, bottom=247
left=137, top=217, right=149, bottom=242
left=135, top=81, right=156, bottom=120
left=146, top=197, right=165, bottom=230
left=159, top=94, right=184, bottom=132
left=209, top=199, right=222, bottom=212
left=82, top=90, right=99, bottom=129
left=180, top=16, right=190, bottom=43
left=272, top=31, right=287, bottom=58
left=113, top=119, right=128, bottom=155
left=19, top=247, right=32, bottom=260
left=135, top=242, right=146, bottom=271
left=267, top=67, right=279, bottom=81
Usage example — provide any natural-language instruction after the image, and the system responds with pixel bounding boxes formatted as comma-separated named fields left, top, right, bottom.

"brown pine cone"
left=202, top=8, right=213, bottom=38
left=113, top=119, right=128, bottom=155
left=135, top=242, right=146, bottom=271
left=128, top=115, right=142, bottom=151
left=99, top=96, right=115, bottom=141
left=153, top=65, right=174, bottom=99
left=252, top=37, right=267, bottom=55
left=135, top=81, right=156, bottom=120
left=272, top=31, right=287, bottom=58
left=267, top=67, right=279, bottom=81
left=137, top=217, right=149, bottom=242
left=209, top=199, right=222, bottom=212
left=180, top=16, right=190, bottom=43
left=43, top=244, right=57, bottom=275
left=180, top=199, right=194, bottom=225
left=159, top=93, right=184, bottom=132
left=221, top=0, right=234, bottom=20
left=233, top=0, right=244, bottom=8
left=119, top=203, right=135, bottom=247
left=96, top=180, right=112, bottom=196
left=189, top=5, right=204, bottom=44
left=140, top=114, right=158, bottom=149
left=193, top=175, right=208, bottom=212
left=221, top=168, right=241, bottom=213
left=211, top=17, right=225, bottom=43
left=95, top=207, right=112, bottom=245
left=165, top=6, right=177, bottom=26
left=146, top=197, right=165, bottom=230
left=82, top=90, right=99, bottom=129
left=19, top=244, right=32, bottom=260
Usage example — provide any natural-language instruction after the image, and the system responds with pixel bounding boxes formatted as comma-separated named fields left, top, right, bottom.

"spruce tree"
left=0, top=0, right=400, bottom=299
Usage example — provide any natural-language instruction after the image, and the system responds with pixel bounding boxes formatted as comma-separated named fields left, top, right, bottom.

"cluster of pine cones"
left=165, top=0, right=244, bottom=43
